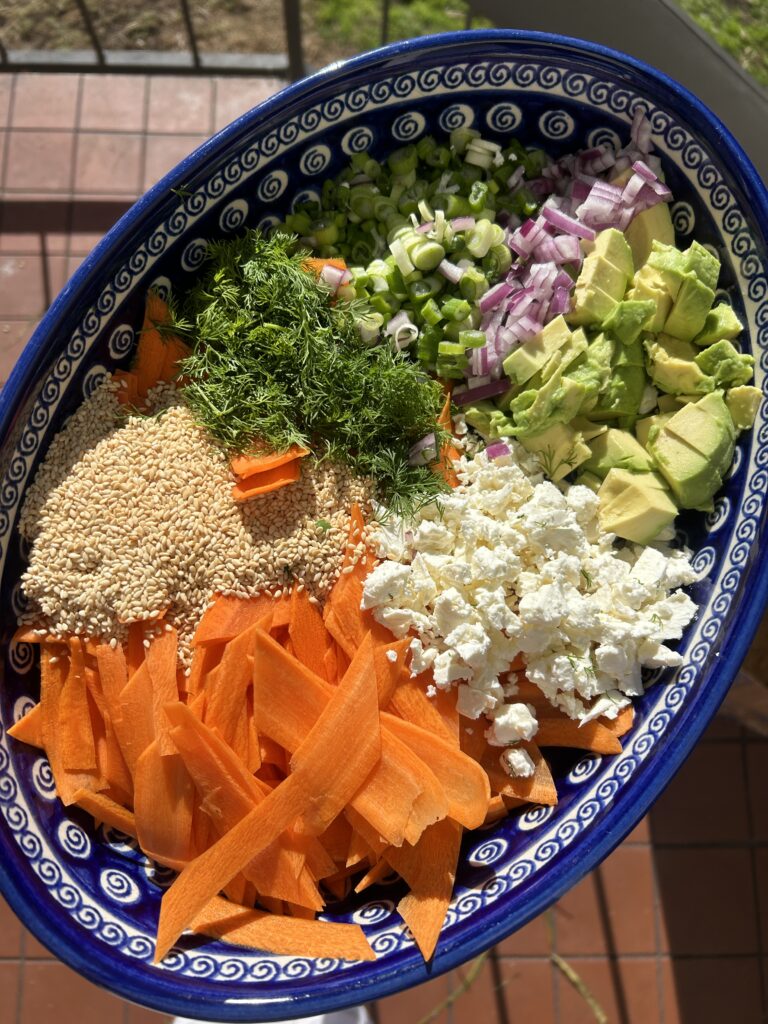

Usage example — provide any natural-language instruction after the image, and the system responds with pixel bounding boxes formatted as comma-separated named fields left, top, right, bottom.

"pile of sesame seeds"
left=18, top=379, right=373, bottom=665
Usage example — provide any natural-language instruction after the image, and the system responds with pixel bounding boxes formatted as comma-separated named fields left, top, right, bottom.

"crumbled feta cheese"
left=362, top=445, right=699, bottom=725
left=385, top=649, right=397, bottom=663
left=486, top=702, right=538, bottom=746
left=500, top=746, right=536, bottom=778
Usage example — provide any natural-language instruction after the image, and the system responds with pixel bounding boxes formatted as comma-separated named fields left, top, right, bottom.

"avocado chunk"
left=693, top=303, right=742, bottom=347
left=726, top=385, right=763, bottom=430
left=583, top=428, right=654, bottom=479
left=539, top=327, right=589, bottom=382
left=656, top=393, right=683, bottom=413
left=568, top=246, right=632, bottom=328
left=502, top=314, right=572, bottom=386
left=647, top=392, right=736, bottom=508
left=625, top=202, right=675, bottom=268
left=519, top=423, right=591, bottom=482
left=568, top=282, right=619, bottom=327
left=694, top=339, right=754, bottom=389
left=663, top=273, right=716, bottom=342
left=645, top=334, right=714, bottom=395
left=648, top=241, right=687, bottom=295
left=571, top=418, right=608, bottom=442
left=627, top=265, right=674, bottom=332
left=636, top=412, right=674, bottom=448
left=683, top=240, right=720, bottom=292
left=508, top=370, right=586, bottom=438
left=602, top=299, right=656, bottom=344
left=598, top=469, right=678, bottom=543
left=574, top=470, right=603, bottom=493
left=463, top=400, right=496, bottom=437
left=577, top=252, right=628, bottom=300
left=589, top=228, right=635, bottom=280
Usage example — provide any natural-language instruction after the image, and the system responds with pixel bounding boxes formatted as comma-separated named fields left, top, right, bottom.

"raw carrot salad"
left=10, top=111, right=760, bottom=965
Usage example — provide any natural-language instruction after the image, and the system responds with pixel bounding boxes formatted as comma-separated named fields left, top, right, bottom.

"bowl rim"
left=1, top=27, right=768, bottom=1022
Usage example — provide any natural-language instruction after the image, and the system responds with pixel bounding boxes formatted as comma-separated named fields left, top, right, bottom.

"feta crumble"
left=362, top=445, right=699, bottom=756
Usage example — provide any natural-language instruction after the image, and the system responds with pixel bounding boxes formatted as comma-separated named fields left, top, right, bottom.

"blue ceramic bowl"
left=1, top=29, right=767, bottom=1022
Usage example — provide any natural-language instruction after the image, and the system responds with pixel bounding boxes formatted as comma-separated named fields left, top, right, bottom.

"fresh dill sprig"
left=178, top=229, right=450, bottom=516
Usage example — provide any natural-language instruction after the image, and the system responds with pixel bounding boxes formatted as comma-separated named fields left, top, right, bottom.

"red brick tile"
left=20, top=961, right=126, bottom=1024
left=0, top=321, right=37, bottom=384
left=214, top=76, right=283, bottom=132
left=22, top=926, right=55, bottom=959
left=497, top=911, right=551, bottom=957
left=747, top=743, right=768, bottom=841
left=67, top=255, right=86, bottom=278
left=147, top=77, right=212, bottom=134
left=649, top=741, right=750, bottom=844
left=448, top=954, right=500, bottom=1019
left=624, top=814, right=651, bottom=843
left=5, top=132, right=75, bottom=193
left=46, top=254, right=70, bottom=302
left=377, top=972, right=452, bottom=1024
left=0, top=896, right=23, bottom=958
left=74, top=132, right=142, bottom=196
left=0, top=962, right=20, bottom=1024
left=0, top=77, right=12, bottom=127
left=655, top=848, right=758, bottom=955
left=0, top=255, right=45, bottom=317
left=555, top=956, right=659, bottom=1024
left=555, top=870, right=608, bottom=956
left=124, top=1005, right=172, bottom=1023
left=11, top=73, right=79, bottom=130
left=498, top=959, right=555, bottom=1021
left=701, top=712, right=744, bottom=739
left=663, top=957, right=762, bottom=1023
left=80, top=75, right=147, bottom=132
left=143, top=134, right=207, bottom=191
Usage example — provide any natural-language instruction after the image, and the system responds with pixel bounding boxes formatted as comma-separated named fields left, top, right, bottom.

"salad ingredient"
left=177, top=230, right=448, bottom=516
left=596, top=469, right=678, bottom=544
left=134, top=292, right=191, bottom=403
left=230, top=444, right=310, bottom=479
left=231, top=458, right=302, bottom=501
left=18, top=383, right=371, bottom=661
left=362, top=445, right=698, bottom=737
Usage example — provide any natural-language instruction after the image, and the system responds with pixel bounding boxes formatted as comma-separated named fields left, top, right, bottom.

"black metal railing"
left=0, top=0, right=474, bottom=80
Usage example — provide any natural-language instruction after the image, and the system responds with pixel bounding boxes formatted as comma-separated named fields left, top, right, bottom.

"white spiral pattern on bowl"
left=671, top=201, right=695, bottom=236
left=107, top=324, right=134, bottom=360
left=57, top=821, right=91, bottom=860
left=99, top=869, right=141, bottom=906
left=485, top=102, right=523, bottom=133
left=392, top=111, right=426, bottom=141
left=538, top=109, right=576, bottom=140
left=438, top=103, right=475, bottom=132
left=341, top=126, right=373, bottom=155
left=299, top=145, right=332, bottom=176
left=218, top=198, right=249, bottom=233
left=568, top=754, right=603, bottom=784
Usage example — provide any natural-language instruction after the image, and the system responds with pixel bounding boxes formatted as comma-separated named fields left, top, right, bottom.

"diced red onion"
left=408, top=433, right=437, bottom=466
left=550, top=287, right=572, bottom=316
left=486, top=441, right=511, bottom=459
left=437, top=258, right=464, bottom=284
left=453, top=379, right=511, bottom=406
left=416, top=221, right=434, bottom=234
left=541, top=205, right=597, bottom=240
left=320, top=264, right=347, bottom=291
left=553, top=235, right=582, bottom=263
left=622, top=173, right=647, bottom=206
left=479, top=281, right=514, bottom=314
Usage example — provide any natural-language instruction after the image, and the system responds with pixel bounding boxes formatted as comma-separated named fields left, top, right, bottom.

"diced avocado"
left=502, top=314, right=571, bottom=386
left=571, top=418, right=608, bottom=442
left=574, top=470, right=603, bottom=493
left=657, top=393, right=683, bottom=413
left=683, top=240, right=720, bottom=292
left=519, top=423, right=591, bottom=482
left=645, top=334, right=714, bottom=395
left=508, top=370, right=587, bottom=438
left=540, top=327, right=589, bottom=382
left=625, top=202, right=675, bottom=268
left=463, top=400, right=496, bottom=436
left=599, top=467, right=670, bottom=506
left=636, top=412, right=674, bottom=448
left=726, top=385, right=763, bottom=430
left=647, top=392, right=736, bottom=508
left=487, top=408, right=516, bottom=440
left=590, top=228, right=635, bottom=280
left=568, top=282, right=619, bottom=327
left=590, top=365, right=646, bottom=422
left=598, top=469, right=678, bottom=543
left=614, top=336, right=644, bottom=369
left=583, top=428, right=654, bottom=479
left=576, top=253, right=628, bottom=301
left=693, top=303, right=742, bottom=347
left=694, top=339, right=754, bottom=388
left=627, top=265, right=674, bottom=331
left=648, top=241, right=687, bottom=296
left=602, top=299, right=656, bottom=344
left=663, top=273, right=716, bottom=342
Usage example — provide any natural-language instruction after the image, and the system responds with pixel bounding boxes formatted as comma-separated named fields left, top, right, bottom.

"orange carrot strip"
left=135, top=292, right=171, bottom=399
left=488, top=742, right=558, bottom=806
left=203, top=623, right=260, bottom=749
left=126, top=622, right=146, bottom=677
left=146, top=626, right=180, bottom=756
left=483, top=794, right=509, bottom=826
left=73, top=788, right=138, bottom=840
left=160, top=335, right=191, bottom=383
left=8, top=704, right=43, bottom=748
left=193, top=593, right=274, bottom=648
left=113, top=370, right=139, bottom=408
left=288, top=586, right=332, bottom=681
left=373, top=639, right=411, bottom=708
left=290, top=632, right=381, bottom=837
left=603, top=705, right=635, bottom=738
left=354, top=857, right=392, bottom=894
left=190, top=895, right=374, bottom=960
left=84, top=668, right=131, bottom=805
left=230, top=444, right=309, bottom=480
left=117, top=663, right=155, bottom=777
left=535, top=718, right=622, bottom=756
left=382, top=712, right=490, bottom=830
left=12, top=624, right=57, bottom=645
left=155, top=770, right=305, bottom=961
left=246, top=686, right=262, bottom=774
left=342, top=502, right=367, bottom=570
left=389, top=671, right=456, bottom=744
left=396, top=818, right=461, bottom=961
left=185, top=642, right=223, bottom=698
left=232, top=460, right=300, bottom=502
left=93, top=643, right=128, bottom=708
left=303, top=256, right=348, bottom=276
left=58, top=639, right=97, bottom=773
left=322, top=644, right=337, bottom=686
left=433, top=391, right=460, bottom=488
left=134, top=740, right=195, bottom=870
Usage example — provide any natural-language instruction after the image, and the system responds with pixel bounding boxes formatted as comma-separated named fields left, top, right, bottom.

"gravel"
left=19, top=379, right=372, bottom=664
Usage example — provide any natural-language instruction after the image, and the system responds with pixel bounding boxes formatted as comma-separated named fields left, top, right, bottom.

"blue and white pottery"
left=0, top=30, right=767, bottom=1022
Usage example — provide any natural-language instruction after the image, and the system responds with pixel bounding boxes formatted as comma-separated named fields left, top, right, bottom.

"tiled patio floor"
left=1, top=72, right=767, bottom=1024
